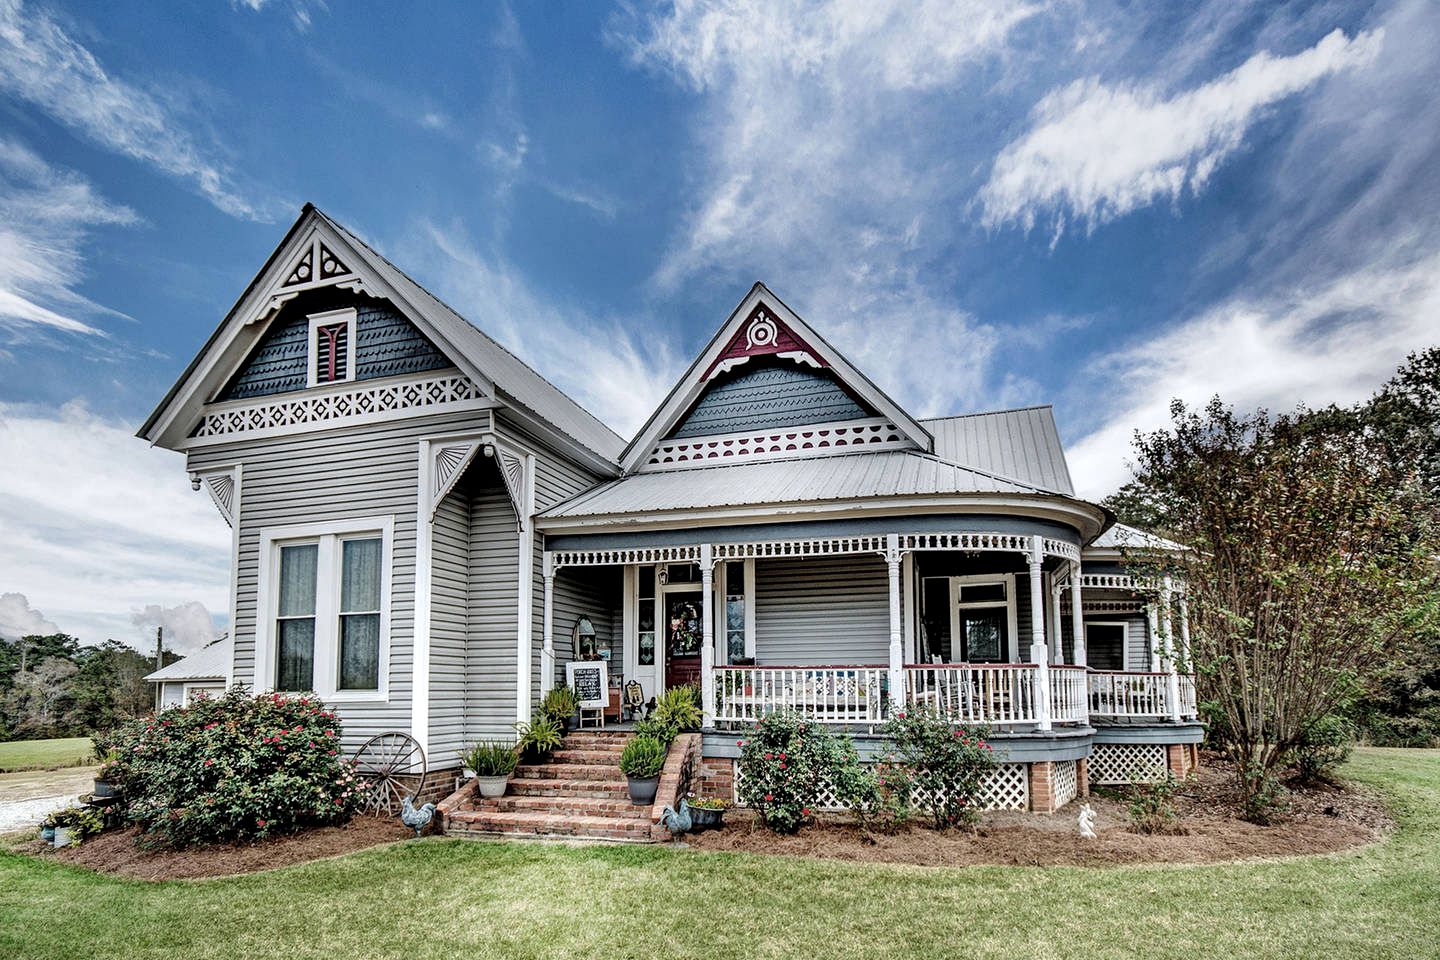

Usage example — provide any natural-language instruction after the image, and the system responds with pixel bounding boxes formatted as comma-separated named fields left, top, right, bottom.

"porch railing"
left=713, top=665, right=887, bottom=727
left=1049, top=665, right=1089, bottom=724
left=1088, top=670, right=1199, bottom=720
left=903, top=664, right=1044, bottom=727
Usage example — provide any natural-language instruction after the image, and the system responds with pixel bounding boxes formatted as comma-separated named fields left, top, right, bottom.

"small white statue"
left=1077, top=802, right=1097, bottom=839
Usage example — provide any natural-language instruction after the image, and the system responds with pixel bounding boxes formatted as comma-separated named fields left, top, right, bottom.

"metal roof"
left=144, top=635, right=231, bottom=683
left=920, top=406, right=1074, bottom=496
left=1089, top=522, right=1188, bottom=553
left=539, top=450, right=1061, bottom=520
left=316, top=210, right=626, bottom=463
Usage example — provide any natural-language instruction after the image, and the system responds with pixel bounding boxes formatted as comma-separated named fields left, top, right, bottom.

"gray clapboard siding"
left=670, top=363, right=870, bottom=438
left=186, top=409, right=485, bottom=751
left=754, top=555, right=891, bottom=665
left=548, top=566, right=621, bottom=688
left=428, top=491, right=470, bottom=763
left=465, top=478, right=522, bottom=740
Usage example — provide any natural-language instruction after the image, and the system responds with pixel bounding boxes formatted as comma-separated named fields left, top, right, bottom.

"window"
left=924, top=574, right=1018, bottom=664
left=721, top=560, right=753, bottom=663
left=637, top=565, right=656, bottom=667
left=1085, top=621, right=1128, bottom=671
left=307, top=308, right=357, bottom=387
left=259, top=518, right=391, bottom=699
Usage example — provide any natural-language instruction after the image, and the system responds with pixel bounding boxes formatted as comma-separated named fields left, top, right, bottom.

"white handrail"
left=713, top=665, right=886, bottom=727
left=1049, top=666, right=1090, bottom=724
left=1088, top=670, right=1199, bottom=720
left=903, top=664, right=1043, bottom=727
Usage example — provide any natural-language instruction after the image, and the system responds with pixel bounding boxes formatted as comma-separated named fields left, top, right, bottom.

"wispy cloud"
left=131, top=601, right=219, bottom=656
left=979, top=27, right=1383, bottom=237
left=0, top=0, right=274, bottom=219
left=0, top=592, right=58, bottom=641
left=227, top=0, right=324, bottom=33
left=0, top=401, right=230, bottom=646
left=0, top=137, right=135, bottom=338
left=1067, top=250, right=1440, bottom=498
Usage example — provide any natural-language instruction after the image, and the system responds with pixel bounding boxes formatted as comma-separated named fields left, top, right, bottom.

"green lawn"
left=0, top=737, right=94, bottom=773
left=2, top=748, right=1437, bottom=960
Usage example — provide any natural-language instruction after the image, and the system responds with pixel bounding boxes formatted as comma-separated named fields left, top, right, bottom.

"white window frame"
left=255, top=515, right=393, bottom=702
left=307, top=307, right=358, bottom=387
left=716, top=558, right=756, bottom=663
left=949, top=574, right=1020, bottom=663
left=1084, top=620, right=1131, bottom=671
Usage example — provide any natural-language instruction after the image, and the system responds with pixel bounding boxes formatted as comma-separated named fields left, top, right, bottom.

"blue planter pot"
left=39, top=826, right=55, bottom=843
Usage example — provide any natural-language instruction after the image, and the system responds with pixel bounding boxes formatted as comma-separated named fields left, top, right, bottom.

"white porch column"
left=885, top=534, right=905, bottom=714
left=700, top=544, right=716, bottom=729
left=1028, top=535, right=1052, bottom=731
left=540, top=553, right=556, bottom=694
left=1177, top=586, right=1192, bottom=672
left=1049, top=573, right=1064, bottom=665
left=1161, top=576, right=1181, bottom=723
left=1070, top=560, right=1086, bottom=667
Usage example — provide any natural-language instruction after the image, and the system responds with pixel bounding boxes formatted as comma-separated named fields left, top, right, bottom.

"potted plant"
left=686, top=793, right=730, bottom=830
left=38, top=813, right=57, bottom=844
left=49, top=806, right=101, bottom=848
left=514, top=715, right=564, bottom=762
left=460, top=741, right=519, bottom=798
left=92, top=756, right=122, bottom=800
left=618, top=735, right=667, bottom=805
left=540, top=685, right=580, bottom=732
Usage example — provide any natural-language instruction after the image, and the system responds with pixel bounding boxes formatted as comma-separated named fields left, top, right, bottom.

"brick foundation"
left=695, top=756, right=736, bottom=801
left=1076, top=757, right=1090, bottom=798
left=1029, top=760, right=1056, bottom=814
left=1166, top=743, right=1199, bottom=779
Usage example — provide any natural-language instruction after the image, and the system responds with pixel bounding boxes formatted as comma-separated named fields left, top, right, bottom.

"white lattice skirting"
left=1052, top=759, right=1078, bottom=810
left=734, top=762, right=1030, bottom=812
left=1089, top=743, right=1167, bottom=784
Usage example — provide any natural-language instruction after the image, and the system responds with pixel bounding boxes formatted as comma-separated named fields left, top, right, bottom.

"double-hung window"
left=262, top=518, right=391, bottom=699
left=718, top=559, right=755, bottom=663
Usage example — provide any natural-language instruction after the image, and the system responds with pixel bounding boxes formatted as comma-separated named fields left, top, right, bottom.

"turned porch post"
left=540, top=553, right=555, bottom=694
left=1177, top=586, right=1192, bottom=671
left=700, top=544, right=716, bottom=729
left=1028, top=535, right=1052, bottom=731
left=1070, top=559, right=1086, bottom=667
left=885, top=534, right=905, bottom=714
left=1162, top=576, right=1181, bottom=723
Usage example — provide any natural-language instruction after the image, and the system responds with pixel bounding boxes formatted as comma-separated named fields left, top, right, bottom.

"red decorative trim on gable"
left=701, top=302, right=828, bottom=380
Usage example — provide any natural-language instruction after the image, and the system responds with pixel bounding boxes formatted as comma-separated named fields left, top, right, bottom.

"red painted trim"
left=700, top=302, right=829, bottom=380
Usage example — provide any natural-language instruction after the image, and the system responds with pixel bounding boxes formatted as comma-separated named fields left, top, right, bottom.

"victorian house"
left=141, top=205, right=1201, bottom=832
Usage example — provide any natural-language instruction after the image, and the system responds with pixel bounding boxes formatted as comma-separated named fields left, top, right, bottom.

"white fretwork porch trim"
left=550, top=532, right=1080, bottom=567
left=189, top=372, right=486, bottom=442
left=548, top=544, right=703, bottom=571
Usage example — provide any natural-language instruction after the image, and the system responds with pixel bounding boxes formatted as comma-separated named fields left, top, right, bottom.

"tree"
left=1119, top=398, right=1436, bottom=810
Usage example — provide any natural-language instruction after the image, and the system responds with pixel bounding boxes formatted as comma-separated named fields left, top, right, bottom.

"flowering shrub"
left=882, top=704, right=997, bottom=830
left=736, top=711, right=853, bottom=833
left=103, top=687, right=362, bottom=847
left=833, top=754, right=913, bottom=836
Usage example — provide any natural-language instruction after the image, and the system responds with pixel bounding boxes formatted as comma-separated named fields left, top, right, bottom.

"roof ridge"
left=920, top=404, right=1054, bottom=422
left=312, top=207, right=626, bottom=449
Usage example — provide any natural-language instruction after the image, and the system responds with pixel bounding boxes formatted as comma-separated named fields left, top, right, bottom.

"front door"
left=663, top=590, right=703, bottom=690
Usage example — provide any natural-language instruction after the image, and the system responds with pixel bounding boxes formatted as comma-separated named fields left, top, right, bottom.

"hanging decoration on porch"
left=704, top=302, right=827, bottom=379
left=666, top=598, right=701, bottom=656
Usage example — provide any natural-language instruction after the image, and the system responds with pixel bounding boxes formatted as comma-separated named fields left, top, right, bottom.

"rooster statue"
left=400, top=796, right=437, bottom=838
left=659, top=797, right=692, bottom=836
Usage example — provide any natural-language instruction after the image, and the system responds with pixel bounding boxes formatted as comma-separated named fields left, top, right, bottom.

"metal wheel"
left=352, top=732, right=426, bottom=817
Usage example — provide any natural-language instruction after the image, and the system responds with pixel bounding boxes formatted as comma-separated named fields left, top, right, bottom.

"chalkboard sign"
left=566, top=660, right=609, bottom=709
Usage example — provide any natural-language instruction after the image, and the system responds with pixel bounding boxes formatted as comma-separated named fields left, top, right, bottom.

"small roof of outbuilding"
left=920, top=406, right=1074, bottom=496
left=1088, top=522, right=1187, bottom=553
left=144, top=635, right=231, bottom=683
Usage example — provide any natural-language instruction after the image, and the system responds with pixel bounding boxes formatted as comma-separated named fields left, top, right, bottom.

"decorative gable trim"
left=193, top=467, right=239, bottom=526
left=619, top=283, right=932, bottom=473
left=641, top=417, right=910, bottom=471
left=261, top=235, right=370, bottom=327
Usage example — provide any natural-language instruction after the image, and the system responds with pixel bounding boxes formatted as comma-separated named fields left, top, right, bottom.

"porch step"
left=513, top=763, right=622, bottom=782
left=507, top=777, right=630, bottom=799
left=446, top=809, right=653, bottom=842
left=548, top=748, right=626, bottom=765
left=475, top=794, right=649, bottom=818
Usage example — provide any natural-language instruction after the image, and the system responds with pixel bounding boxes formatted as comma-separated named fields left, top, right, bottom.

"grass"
left=0, top=737, right=94, bottom=773
left=1, top=748, right=1437, bottom=960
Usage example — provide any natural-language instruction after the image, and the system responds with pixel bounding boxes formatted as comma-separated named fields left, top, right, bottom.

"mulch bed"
left=20, top=816, right=414, bottom=881
left=681, top=757, right=1392, bottom=868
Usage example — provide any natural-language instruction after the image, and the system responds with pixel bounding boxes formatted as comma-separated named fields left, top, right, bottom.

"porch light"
left=482, top=441, right=496, bottom=459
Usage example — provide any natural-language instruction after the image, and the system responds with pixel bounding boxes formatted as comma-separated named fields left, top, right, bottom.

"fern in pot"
left=618, top=735, right=668, bottom=805
left=540, top=685, right=580, bottom=732
left=461, top=741, right=519, bottom=798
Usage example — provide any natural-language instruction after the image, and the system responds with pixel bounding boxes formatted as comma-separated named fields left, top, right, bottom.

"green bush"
left=1239, top=759, right=1289, bottom=825
left=618, top=735, right=667, bottom=779
left=882, top=704, right=997, bottom=830
left=460, top=740, right=518, bottom=777
left=832, top=752, right=912, bottom=836
left=539, top=686, right=579, bottom=726
left=1290, top=714, right=1354, bottom=783
left=632, top=715, right=678, bottom=747
left=736, top=711, right=851, bottom=834
left=514, top=716, right=563, bottom=760
left=1127, top=776, right=1184, bottom=834
left=103, top=688, right=362, bottom=847
left=653, top=684, right=702, bottom=731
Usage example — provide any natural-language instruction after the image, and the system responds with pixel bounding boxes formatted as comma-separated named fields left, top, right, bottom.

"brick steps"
left=442, top=732, right=655, bottom=843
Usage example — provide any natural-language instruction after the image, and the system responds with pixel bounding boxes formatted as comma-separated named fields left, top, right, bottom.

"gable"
left=669, top=361, right=872, bottom=439
left=219, top=289, right=452, bottom=401
left=621, top=283, right=932, bottom=473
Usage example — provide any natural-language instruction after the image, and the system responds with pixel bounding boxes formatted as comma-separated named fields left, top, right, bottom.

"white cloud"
left=0, top=401, right=230, bottom=646
left=0, top=0, right=272, bottom=219
left=130, top=601, right=218, bottom=656
left=0, top=137, right=136, bottom=338
left=401, top=220, right=682, bottom=438
left=1066, top=250, right=1440, bottom=499
left=979, top=27, right=1383, bottom=235
left=0, top=592, right=59, bottom=640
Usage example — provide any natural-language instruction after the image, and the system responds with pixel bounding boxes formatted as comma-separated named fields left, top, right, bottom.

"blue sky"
left=1, top=0, right=1437, bottom=650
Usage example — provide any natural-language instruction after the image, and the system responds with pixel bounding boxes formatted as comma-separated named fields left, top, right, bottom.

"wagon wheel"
left=352, top=732, right=426, bottom=817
